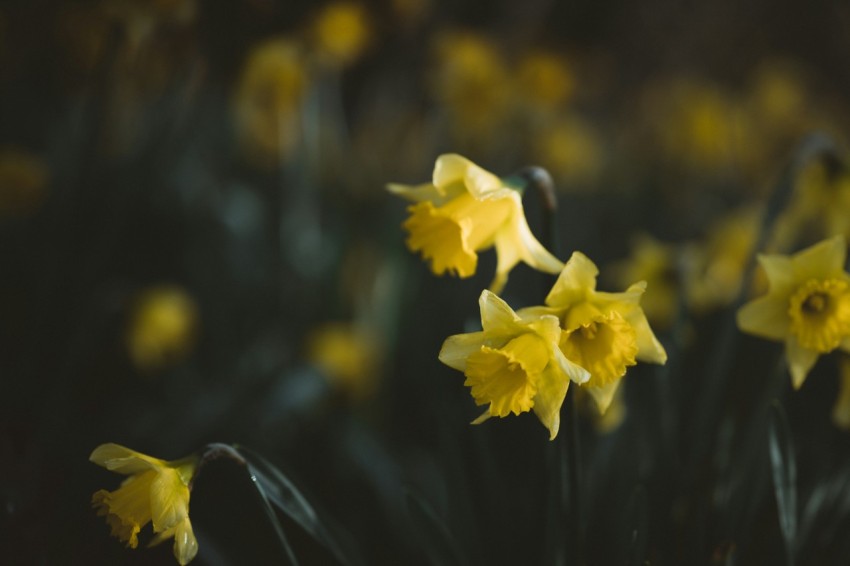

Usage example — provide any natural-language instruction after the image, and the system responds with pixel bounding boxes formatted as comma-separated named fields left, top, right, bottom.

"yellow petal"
left=490, top=194, right=563, bottom=294
left=478, top=290, right=520, bottom=334
left=757, top=253, right=797, bottom=296
left=439, top=331, right=487, bottom=371
left=89, top=443, right=164, bottom=475
left=785, top=335, right=819, bottom=389
left=553, top=347, right=591, bottom=385
left=386, top=182, right=449, bottom=204
left=149, top=468, right=190, bottom=533
left=532, top=365, right=570, bottom=440
left=626, top=304, right=668, bottom=364
left=433, top=153, right=473, bottom=188
left=545, top=251, right=598, bottom=307
left=736, top=295, right=789, bottom=341
left=791, top=235, right=846, bottom=282
left=585, top=381, right=621, bottom=414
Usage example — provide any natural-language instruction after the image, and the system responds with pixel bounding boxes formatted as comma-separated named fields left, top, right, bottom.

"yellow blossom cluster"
left=390, top=155, right=667, bottom=438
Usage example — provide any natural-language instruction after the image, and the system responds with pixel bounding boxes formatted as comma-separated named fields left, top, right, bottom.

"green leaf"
left=768, top=401, right=797, bottom=564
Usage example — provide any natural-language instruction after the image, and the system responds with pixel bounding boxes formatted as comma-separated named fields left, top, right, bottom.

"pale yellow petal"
left=471, top=409, right=491, bottom=425
left=737, top=295, right=789, bottom=341
left=553, top=347, right=591, bottom=385
left=585, top=381, right=621, bottom=414
left=149, top=469, right=190, bottom=533
left=785, top=335, right=819, bottom=389
left=463, top=161, right=512, bottom=200
left=625, top=305, right=668, bottom=364
left=438, top=331, right=486, bottom=371
left=532, top=365, right=570, bottom=440
left=791, top=235, right=847, bottom=282
left=478, top=289, right=520, bottom=333
left=757, top=253, right=797, bottom=296
left=174, top=519, right=199, bottom=565
left=89, top=444, right=164, bottom=475
left=524, top=314, right=563, bottom=349
left=491, top=195, right=563, bottom=293
left=386, top=182, right=447, bottom=204
left=545, top=251, right=598, bottom=307
left=433, top=153, right=473, bottom=188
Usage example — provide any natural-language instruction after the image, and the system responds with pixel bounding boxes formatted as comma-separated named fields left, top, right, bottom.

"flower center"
left=463, top=333, right=548, bottom=417
left=788, top=278, right=850, bottom=352
left=560, top=311, right=638, bottom=387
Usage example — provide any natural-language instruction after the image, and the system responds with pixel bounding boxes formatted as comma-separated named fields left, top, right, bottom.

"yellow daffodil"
left=233, top=38, right=307, bottom=167
left=310, top=1, right=371, bottom=68
left=519, top=252, right=667, bottom=413
left=607, top=234, right=678, bottom=329
left=90, top=443, right=199, bottom=565
left=127, top=286, right=198, bottom=373
left=439, top=290, right=590, bottom=439
left=737, top=236, right=850, bottom=389
left=307, top=321, right=382, bottom=399
left=388, top=154, right=563, bottom=294
left=0, top=147, right=48, bottom=217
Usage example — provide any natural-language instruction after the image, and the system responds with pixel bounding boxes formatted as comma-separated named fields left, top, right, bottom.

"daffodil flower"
left=439, top=290, right=589, bottom=439
left=388, top=154, right=563, bottom=294
left=519, top=252, right=667, bottom=413
left=90, top=443, right=199, bottom=565
left=737, top=235, right=850, bottom=389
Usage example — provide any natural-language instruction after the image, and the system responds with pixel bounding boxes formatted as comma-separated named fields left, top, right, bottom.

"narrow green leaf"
left=768, top=401, right=797, bottom=565
left=405, top=489, right=466, bottom=566
left=238, top=447, right=354, bottom=566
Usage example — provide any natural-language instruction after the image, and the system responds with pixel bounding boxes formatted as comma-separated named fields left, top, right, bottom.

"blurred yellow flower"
left=233, top=38, right=307, bottom=167
left=90, top=443, right=199, bottom=565
left=430, top=31, right=511, bottom=146
left=737, top=236, right=850, bottom=389
left=388, top=154, right=563, bottom=294
left=0, top=147, right=48, bottom=217
left=439, top=290, right=589, bottom=439
left=533, top=115, right=603, bottom=190
left=516, top=51, right=575, bottom=110
left=684, top=206, right=760, bottom=313
left=645, top=79, right=758, bottom=173
left=520, top=252, right=667, bottom=413
left=607, top=234, right=678, bottom=329
left=127, top=286, right=197, bottom=372
left=307, top=321, right=382, bottom=399
left=311, top=2, right=370, bottom=68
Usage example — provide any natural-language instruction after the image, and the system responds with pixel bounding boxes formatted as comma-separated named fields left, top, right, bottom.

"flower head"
left=388, top=154, right=563, bottom=294
left=737, top=235, right=850, bottom=388
left=439, top=290, right=589, bottom=439
left=90, top=443, right=199, bottom=565
left=519, top=252, right=667, bottom=413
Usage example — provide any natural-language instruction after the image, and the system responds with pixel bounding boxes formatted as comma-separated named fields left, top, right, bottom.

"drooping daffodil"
left=388, top=154, right=563, bottom=294
left=737, top=235, right=850, bottom=389
left=90, top=443, right=199, bottom=565
left=519, top=252, right=668, bottom=413
left=439, top=290, right=590, bottom=439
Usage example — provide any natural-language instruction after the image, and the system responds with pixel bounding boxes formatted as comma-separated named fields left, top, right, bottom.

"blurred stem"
left=517, top=166, right=584, bottom=565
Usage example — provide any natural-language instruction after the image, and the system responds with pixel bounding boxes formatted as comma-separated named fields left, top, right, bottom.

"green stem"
left=517, top=166, right=584, bottom=565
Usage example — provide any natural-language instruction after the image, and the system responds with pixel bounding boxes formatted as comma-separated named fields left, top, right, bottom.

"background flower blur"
left=4, top=0, right=850, bottom=564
